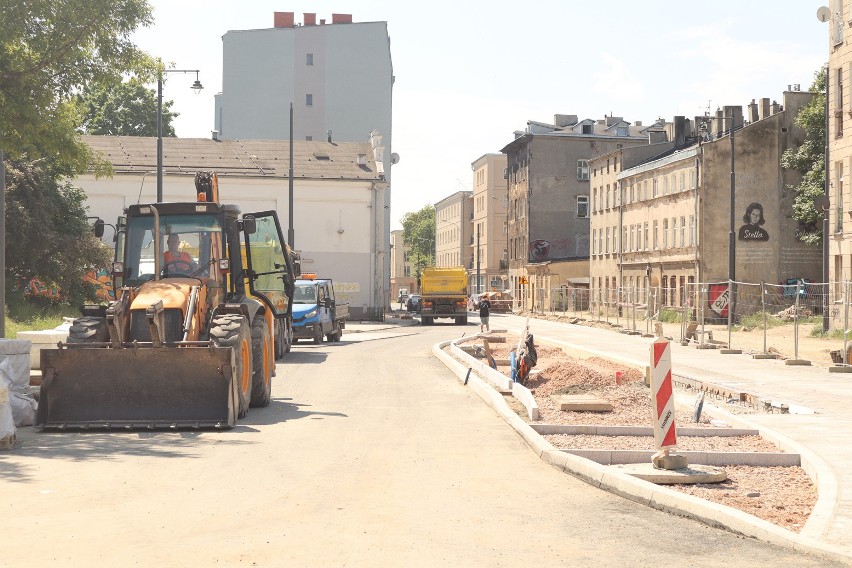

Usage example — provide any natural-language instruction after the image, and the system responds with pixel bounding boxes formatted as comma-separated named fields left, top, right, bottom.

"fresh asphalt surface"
left=1, top=316, right=849, bottom=567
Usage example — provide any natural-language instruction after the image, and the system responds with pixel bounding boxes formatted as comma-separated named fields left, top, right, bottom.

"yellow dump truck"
left=419, top=266, right=468, bottom=325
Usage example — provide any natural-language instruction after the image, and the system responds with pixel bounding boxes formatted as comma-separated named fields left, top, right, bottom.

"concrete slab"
left=615, top=463, right=727, bottom=485
left=557, top=395, right=612, bottom=412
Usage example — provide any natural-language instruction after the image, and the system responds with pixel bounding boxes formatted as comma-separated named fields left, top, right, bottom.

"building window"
left=305, top=136, right=312, bottom=141
left=689, top=215, right=696, bottom=245
left=653, top=178, right=658, bottom=198
left=306, top=53, right=314, bottom=65
left=592, top=229, right=597, bottom=255
left=653, top=220, right=659, bottom=249
left=680, top=173, right=685, bottom=192
left=577, top=160, right=590, bottom=181
left=663, top=177, right=668, bottom=196
left=680, top=216, right=686, bottom=246
left=644, top=222, right=649, bottom=250
left=306, top=93, right=313, bottom=106
left=671, top=218, right=677, bottom=247
left=630, top=225, right=635, bottom=252
left=663, top=218, right=669, bottom=248
left=577, top=196, right=589, bottom=218
left=605, top=227, right=610, bottom=254
left=622, top=226, right=627, bottom=252
left=613, top=225, right=618, bottom=253
left=606, top=186, right=610, bottom=209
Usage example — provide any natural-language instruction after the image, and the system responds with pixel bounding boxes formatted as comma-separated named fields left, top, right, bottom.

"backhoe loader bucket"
left=36, top=346, right=237, bottom=430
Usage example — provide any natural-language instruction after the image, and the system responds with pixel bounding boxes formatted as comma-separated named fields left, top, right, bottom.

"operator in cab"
left=164, top=233, right=198, bottom=274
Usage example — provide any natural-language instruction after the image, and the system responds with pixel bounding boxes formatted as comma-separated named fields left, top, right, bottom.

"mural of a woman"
left=738, top=202, right=769, bottom=241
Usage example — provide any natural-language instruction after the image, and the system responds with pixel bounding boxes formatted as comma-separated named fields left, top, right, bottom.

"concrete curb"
left=432, top=337, right=852, bottom=563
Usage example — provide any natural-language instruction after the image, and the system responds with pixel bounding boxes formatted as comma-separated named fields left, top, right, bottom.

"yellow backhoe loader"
left=36, top=172, right=297, bottom=429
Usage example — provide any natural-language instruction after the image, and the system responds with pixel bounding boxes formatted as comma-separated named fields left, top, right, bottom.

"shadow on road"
left=242, top=398, right=347, bottom=426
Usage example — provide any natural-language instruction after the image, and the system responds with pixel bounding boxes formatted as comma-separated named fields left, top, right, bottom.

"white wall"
left=75, top=172, right=379, bottom=318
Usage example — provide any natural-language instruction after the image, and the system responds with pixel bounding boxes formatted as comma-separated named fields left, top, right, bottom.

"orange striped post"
left=650, top=338, right=686, bottom=469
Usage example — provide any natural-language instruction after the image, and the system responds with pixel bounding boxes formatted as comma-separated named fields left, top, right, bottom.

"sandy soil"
left=474, top=334, right=817, bottom=532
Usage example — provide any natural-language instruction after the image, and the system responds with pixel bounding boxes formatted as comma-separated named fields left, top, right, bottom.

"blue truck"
left=291, top=275, right=349, bottom=344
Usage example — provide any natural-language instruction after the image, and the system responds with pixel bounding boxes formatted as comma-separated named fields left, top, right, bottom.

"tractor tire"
left=67, top=316, right=109, bottom=344
left=421, top=316, right=433, bottom=326
left=313, top=325, right=324, bottom=345
left=274, top=319, right=285, bottom=360
left=250, top=315, right=272, bottom=408
left=285, top=321, right=293, bottom=353
left=210, top=314, right=253, bottom=418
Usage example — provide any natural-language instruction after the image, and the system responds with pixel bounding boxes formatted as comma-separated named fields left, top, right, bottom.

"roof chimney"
left=304, top=13, right=316, bottom=25
left=274, top=12, right=295, bottom=28
left=331, top=13, right=353, bottom=23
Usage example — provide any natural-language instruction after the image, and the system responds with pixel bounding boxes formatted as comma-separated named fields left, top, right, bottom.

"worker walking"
left=479, top=296, right=491, bottom=332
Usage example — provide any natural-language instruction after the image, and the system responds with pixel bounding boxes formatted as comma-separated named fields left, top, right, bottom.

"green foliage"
left=0, top=0, right=157, bottom=175
left=735, top=311, right=785, bottom=330
left=77, top=76, right=177, bottom=137
left=657, top=308, right=682, bottom=323
left=5, top=302, right=67, bottom=337
left=781, top=64, right=827, bottom=245
left=401, top=205, right=436, bottom=283
left=4, top=158, right=113, bottom=306
left=810, top=326, right=846, bottom=340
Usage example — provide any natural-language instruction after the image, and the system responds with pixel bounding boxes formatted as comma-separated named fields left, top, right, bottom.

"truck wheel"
left=210, top=314, right=253, bottom=418
left=313, top=325, right=324, bottom=344
left=67, top=316, right=109, bottom=344
left=250, top=316, right=272, bottom=407
left=422, top=316, right=433, bottom=326
left=285, top=322, right=293, bottom=353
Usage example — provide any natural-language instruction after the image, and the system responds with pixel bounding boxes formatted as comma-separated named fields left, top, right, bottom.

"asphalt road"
left=1, top=321, right=849, bottom=567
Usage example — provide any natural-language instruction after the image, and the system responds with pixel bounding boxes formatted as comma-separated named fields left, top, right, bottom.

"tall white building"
left=215, top=11, right=395, bottom=309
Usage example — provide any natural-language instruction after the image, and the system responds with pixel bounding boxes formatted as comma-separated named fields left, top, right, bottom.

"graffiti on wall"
left=527, top=235, right=587, bottom=262
left=332, top=281, right=361, bottom=303
left=738, top=202, right=769, bottom=241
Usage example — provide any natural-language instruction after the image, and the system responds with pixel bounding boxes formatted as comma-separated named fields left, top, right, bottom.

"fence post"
left=727, top=279, right=733, bottom=350
left=845, top=281, right=850, bottom=365
left=632, top=287, right=637, bottom=331
left=761, top=281, right=767, bottom=355
left=794, top=279, right=801, bottom=360
left=700, top=286, right=707, bottom=348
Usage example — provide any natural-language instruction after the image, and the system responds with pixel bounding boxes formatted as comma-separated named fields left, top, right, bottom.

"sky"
left=131, top=1, right=830, bottom=230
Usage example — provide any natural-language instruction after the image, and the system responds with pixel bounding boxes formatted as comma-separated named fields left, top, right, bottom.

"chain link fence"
left=534, top=280, right=852, bottom=367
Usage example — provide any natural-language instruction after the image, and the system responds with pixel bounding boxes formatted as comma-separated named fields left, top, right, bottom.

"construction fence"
left=529, top=280, right=852, bottom=367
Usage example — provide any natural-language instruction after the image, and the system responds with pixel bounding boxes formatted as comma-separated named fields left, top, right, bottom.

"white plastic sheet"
left=0, top=384, right=15, bottom=441
left=0, top=353, right=37, bottom=427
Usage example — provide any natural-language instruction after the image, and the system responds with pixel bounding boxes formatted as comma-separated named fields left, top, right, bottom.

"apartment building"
left=435, top=191, right=474, bottom=290
left=828, top=0, right=852, bottom=293
left=471, top=153, right=509, bottom=294
left=589, top=93, right=820, bottom=318
left=501, top=114, right=651, bottom=310
left=390, top=229, right=416, bottom=299
left=216, top=11, right=394, bottom=308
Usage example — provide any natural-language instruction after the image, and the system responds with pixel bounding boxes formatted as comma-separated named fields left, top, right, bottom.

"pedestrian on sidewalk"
left=479, top=296, right=491, bottom=332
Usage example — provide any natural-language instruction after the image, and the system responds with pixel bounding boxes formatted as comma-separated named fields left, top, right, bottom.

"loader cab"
left=116, top=203, right=233, bottom=297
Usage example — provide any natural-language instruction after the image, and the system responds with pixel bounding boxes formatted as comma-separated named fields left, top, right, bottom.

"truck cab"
left=292, top=275, right=348, bottom=344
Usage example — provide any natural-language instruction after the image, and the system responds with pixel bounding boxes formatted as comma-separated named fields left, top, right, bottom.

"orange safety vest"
left=164, top=250, right=193, bottom=266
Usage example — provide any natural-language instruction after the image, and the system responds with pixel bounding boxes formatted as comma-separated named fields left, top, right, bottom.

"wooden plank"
left=558, top=395, right=613, bottom=412
left=482, top=339, right=496, bottom=369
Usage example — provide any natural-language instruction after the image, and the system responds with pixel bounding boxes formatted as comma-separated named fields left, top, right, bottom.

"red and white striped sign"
left=650, top=339, right=677, bottom=450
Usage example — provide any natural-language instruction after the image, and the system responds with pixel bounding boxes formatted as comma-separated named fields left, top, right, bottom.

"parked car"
left=407, top=294, right=422, bottom=312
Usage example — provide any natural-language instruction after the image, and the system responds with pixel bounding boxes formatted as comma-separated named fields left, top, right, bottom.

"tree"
left=401, top=205, right=435, bottom=285
left=781, top=64, right=826, bottom=245
left=77, top=77, right=178, bottom=137
left=4, top=158, right=112, bottom=306
left=0, top=0, right=157, bottom=174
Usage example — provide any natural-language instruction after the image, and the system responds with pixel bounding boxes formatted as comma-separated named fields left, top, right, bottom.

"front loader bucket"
left=36, top=346, right=237, bottom=430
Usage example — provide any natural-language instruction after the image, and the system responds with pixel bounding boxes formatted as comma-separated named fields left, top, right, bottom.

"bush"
left=657, top=308, right=682, bottom=323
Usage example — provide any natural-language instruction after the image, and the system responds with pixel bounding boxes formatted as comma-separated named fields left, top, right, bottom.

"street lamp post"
left=157, top=69, right=203, bottom=202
